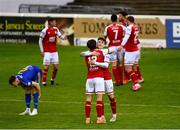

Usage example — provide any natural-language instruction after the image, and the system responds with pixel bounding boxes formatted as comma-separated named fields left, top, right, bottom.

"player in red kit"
left=39, top=18, right=66, bottom=86
left=96, top=37, right=117, bottom=122
left=104, top=14, right=125, bottom=86
left=118, top=11, right=132, bottom=84
left=83, top=39, right=108, bottom=124
left=81, top=37, right=117, bottom=122
left=118, top=11, right=128, bottom=26
left=133, top=23, right=144, bottom=83
left=119, top=16, right=141, bottom=91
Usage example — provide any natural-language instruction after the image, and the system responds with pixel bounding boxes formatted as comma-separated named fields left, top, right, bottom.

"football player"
left=39, top=18, right=66, bottom=86
left=9, top=65, right=42, bottom=116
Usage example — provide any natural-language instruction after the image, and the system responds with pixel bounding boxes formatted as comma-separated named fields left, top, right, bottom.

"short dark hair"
left=9, top=75, right=16, bottom=85
left=48, top=18, right=56, bottom=23
left=97, top=37, right=106, bottom=44
left=118, top=11, right=128, bottom=17
left=127, top=16, right=135, bottom=23
left=111, top=14, right=117, bottom=22
left=87, top=39, right=97, bottom=50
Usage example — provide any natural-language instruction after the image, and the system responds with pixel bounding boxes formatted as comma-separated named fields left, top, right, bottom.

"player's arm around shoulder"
left=90, top=51, right=109, bottom=68
left=80, top=50, right=100, bottom=57
left=31, top=81, right=41, bottom=99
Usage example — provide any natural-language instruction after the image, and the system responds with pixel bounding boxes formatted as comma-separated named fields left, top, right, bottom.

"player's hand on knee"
left=117, top=45, right=123, bottom=51
left=38, top=93, right=41, bottom=100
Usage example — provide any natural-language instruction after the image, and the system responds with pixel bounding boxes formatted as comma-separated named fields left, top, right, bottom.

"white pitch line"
left=0, top=99, right=180, bottom=109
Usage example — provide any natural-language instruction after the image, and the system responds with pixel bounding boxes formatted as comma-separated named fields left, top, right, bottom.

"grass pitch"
left=0, top=43, right=180, bottom=129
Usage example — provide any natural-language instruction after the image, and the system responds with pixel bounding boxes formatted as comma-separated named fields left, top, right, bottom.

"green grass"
left=0, top=44, right=180, bottom=129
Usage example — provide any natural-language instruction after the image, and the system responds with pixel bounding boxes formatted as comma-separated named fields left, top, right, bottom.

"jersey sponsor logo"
left=49, top=37, right=56, bottom=42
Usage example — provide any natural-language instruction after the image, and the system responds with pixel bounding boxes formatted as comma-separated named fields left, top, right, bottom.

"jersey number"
left=88, top=56, right=97, bottom=67
left=113, top=29, right=118, bottom=40
left=18, top=67, right=28, bottom=74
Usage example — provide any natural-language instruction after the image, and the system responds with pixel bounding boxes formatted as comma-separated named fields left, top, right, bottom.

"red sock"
left=118, top=66, right=123, bottom=83
left=128, top=71, right=138, bottom=85
left=112, top=67, right=121, bottom=84
left=85, top=101, right=91, bottom=118
left=136, top=65, right=143, bottom=80
left=51, top=67, right=58, bottom=80
left=109, top=97, right=116, bottom=115
left=42, top=68, right=48, bottom=83
left=96, top=101, right=103, bottom=118
left=124, top=69, right=130, bottom=81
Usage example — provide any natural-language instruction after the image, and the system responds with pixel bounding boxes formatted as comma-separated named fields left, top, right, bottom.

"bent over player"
left=9, top=65, right=42, bottom=116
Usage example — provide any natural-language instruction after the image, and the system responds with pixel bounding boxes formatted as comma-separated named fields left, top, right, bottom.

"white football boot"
left=138, top=78, right=144, bottom=83
left=110, top=114, right=117, bottom=122
left=19, top=108, right=31, bottom=115
left=30, top=108, right=38, bottom=116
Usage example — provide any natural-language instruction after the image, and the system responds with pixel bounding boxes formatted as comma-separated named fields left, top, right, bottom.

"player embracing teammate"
left=81, top=13, right=145, bottom=124
left=81, top=37, right=117, bottom=124
left=104, top=13, right=144, bottom=88
left=82, top=39, right=107, bottom=124
left=118, top=15, right=143, bottom=90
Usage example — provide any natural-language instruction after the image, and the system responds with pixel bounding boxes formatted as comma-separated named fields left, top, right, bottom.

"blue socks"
left=33, top=93, right=39, bottom=109
left=25, top=94, right=31, bottom=108
left=25, top=93, right=39, bottom=109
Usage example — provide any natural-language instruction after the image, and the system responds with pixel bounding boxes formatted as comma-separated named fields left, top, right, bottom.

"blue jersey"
left=16, top=65, right=42, bottom=87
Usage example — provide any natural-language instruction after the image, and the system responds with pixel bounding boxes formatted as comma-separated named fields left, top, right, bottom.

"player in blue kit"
left=9, top=65, right=42, bottom=116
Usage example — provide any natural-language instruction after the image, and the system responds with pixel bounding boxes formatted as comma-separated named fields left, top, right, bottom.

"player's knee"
left=53, top=67, right=58, bottom=71
left=125, top=66, right=132, bottom=73
left=43, top=66, right=49, bottom=71
left=32, top=88, right=38, bottom=94
left=96, top=94, right=103, bottom=101
left=133, top=64, right=139, bottom=70
left=86, top=95, right=92, bottom=102
left=119, top=64, right=123, bottom=67
left=112, top=62, right=117, bottom=67
left=25, top=90, right=31, bottom=94
left=109, top=95, right=116, bottom=102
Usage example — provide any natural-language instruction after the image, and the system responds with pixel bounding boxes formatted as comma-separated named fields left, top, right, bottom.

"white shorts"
left=109, top=46, right=124, bottom=63
left=135, top=51, right=141, bottom=64
left=105, top=80, right=114, bottom=95
left=43, top=52, right=59, bottom=65
left=86, top=78, right=105, bottom=94
left=124, top=50, right=140, bottom=66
